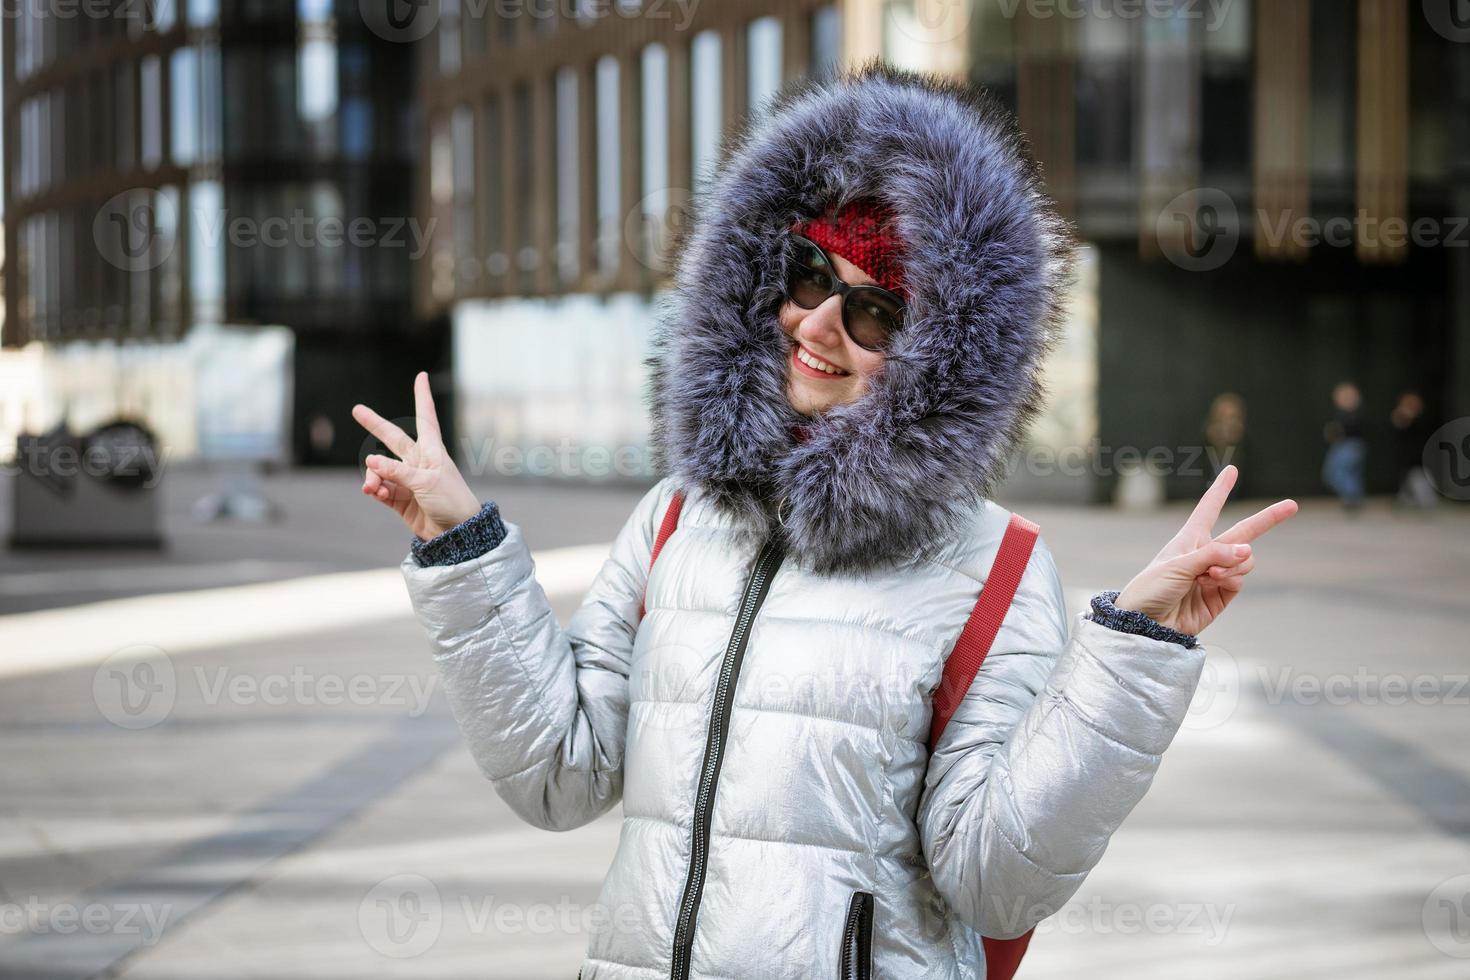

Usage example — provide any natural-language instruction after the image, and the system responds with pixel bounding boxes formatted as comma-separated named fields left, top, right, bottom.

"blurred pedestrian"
left=1390, top=390, right=1438, bottom=509
left=1322, top=381, right=1367, bottom=512
left=1203, top=391, right=1246, bottom=486
left=352, top=66, right=1297, bottom=980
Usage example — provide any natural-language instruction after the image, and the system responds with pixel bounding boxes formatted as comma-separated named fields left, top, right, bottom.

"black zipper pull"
left=840, top=891, right=874, bottom=980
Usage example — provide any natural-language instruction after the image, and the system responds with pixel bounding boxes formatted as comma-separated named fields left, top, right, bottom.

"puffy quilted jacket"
left=401, top=480, right=1206, bottom=978
left=399, top=65, right=1209, bottom=978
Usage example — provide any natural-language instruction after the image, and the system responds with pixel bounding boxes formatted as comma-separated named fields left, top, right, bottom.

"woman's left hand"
left=1114, top=465, right=1297, bottom=637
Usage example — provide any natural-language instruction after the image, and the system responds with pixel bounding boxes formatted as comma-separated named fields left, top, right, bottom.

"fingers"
left=1182, top=464, right=1238, bottom=537
left=362, top=470, right=393, bottom=501
left=1215, top=568, right=1249, bottom=593
left=365, top=453, right=420, bottom=488
left=1178, top=539, right=1251, bottom=579
left=352, top=403, right=416, bottom=459
left=1215, top=498, right=1299, bottom=545
left=1201, top=554, right=1254, bottom=581
left=414, top=371, right=442, bottom=443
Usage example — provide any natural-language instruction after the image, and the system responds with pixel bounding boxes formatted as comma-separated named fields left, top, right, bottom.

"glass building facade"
left=936, top=0, right=1470, bottom=500
left=3, top=0, right=437, bottom=464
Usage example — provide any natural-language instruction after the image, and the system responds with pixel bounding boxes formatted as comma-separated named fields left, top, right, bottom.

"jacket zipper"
left=669, top=536, right=786, bottom=980
left=839, top=891, right=874, bottom=980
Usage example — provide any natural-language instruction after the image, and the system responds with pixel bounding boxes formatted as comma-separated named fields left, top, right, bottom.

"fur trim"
left=646, top=62, right=1074, bottom=576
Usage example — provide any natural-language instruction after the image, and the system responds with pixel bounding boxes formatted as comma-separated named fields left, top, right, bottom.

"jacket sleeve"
left=916, top=535, right=1207, bottom=938
left=399, top=478, right=676, bottom=831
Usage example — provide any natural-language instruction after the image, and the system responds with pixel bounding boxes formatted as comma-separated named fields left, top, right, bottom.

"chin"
left=787, top=377, right=853, bottom=416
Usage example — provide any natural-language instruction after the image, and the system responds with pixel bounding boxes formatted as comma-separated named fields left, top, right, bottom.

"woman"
left=353, top=66, right=1296, bottom=979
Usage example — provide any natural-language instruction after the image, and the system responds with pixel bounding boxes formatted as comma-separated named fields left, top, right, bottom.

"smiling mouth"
left=791, top=342, right=850, bottom=379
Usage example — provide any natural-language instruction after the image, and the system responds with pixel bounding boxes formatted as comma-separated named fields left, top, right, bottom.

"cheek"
left=849, top=348, right=886, bottom=381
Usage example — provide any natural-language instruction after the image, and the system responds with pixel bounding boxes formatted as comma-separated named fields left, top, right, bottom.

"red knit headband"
left=790, top=197, right=908, bottom=299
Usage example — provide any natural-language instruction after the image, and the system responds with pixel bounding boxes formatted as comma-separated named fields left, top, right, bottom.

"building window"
left=341, top=97, right=373, bottom=160
left=153, top=0, right=177, bottom=31
left=279, top=182, right=309, bottom=299
left=1310, top=0, right=1356, bottom=184
left=513, top=83, right=535, bottom=286
left=199, top=44, right=222, bottom=163
left=171, top=47, right=199, bottom=166
left=555, top=67, right=581, bottom=285
left=116, top=62, right=135, bottom=171
left=189, top=0, right=219, bottom=27
left=1201, top=0, right=1251, bottom=174
left=269, top=46, right=302, bottom=157
left=140, top=54, right=163, bottom=171
left=16, top=0, right=33, bottom=79
left=51, top=88, right=66, bottom=189
left=810, top=5, right=842, bottom=79
left=155, top=185, right=182, bottom=335
left=968, top=0, right=1017, bottom=112
left=297, top=0, right=330, bottom=21
left=691, top=29, right=722, bottom=192
left=639, top=43, right=669, bottom=269
left=340, top=44, right=373, bottom=160
left=452, top=104, right=477, bottom=289
left=311, top=180, right=345, bottom=296
left=482, top=95, right=505, bottom=277
left=190, top=180, right=225, bottom=323
left=595, top=54, right=621, bottom=274
left=746, top=16, right=783, bottom=120
left=882, top=0, right=928, bottom=72
left=464, top=0, right=487, bottom=59
left=1409, top=6, right=1451, bottom=181
left=1075, top=12, right=1134, bottom=171
left=440, top=0, right=462, bottom=76
left=299, top=34, right=339, bottom=157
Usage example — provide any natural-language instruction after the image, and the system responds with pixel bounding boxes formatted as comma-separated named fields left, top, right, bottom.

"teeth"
left=797, top=346, right=846, bottom=375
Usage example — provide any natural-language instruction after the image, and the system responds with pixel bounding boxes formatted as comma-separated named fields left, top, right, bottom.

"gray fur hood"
left=647, top=63, right=1074, bottom=575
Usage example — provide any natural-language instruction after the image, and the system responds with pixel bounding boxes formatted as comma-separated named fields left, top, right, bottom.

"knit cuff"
left=410, top=502, right=508, bottom=568
left=1087, top=590, right=1199, bottom=649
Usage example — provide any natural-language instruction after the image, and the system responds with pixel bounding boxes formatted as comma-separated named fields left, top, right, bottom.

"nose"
left=794, top=295, right=846, bottom=352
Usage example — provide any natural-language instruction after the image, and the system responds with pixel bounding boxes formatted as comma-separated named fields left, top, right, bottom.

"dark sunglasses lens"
left=844, top=290, right=905, bottom=350
left=787, top=241, right=834, bottom=309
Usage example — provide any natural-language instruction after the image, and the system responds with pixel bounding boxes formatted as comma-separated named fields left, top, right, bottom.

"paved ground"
left=1, top=466, right=1467, bottom=978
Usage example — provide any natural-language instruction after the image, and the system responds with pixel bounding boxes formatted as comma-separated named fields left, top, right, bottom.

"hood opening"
left=646, top=62, right=1074, bottom=576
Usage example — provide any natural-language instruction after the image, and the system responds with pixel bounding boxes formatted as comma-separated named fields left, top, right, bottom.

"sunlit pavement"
left=1, top=467, right=1467, bottom=979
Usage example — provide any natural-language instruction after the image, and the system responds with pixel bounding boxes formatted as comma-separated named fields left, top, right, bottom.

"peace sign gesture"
left=1113, top=466, right=1298, bottom=637
left=351, top=372, right=482, bottom=541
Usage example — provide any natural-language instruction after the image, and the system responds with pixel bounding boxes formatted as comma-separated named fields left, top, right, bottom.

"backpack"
left=641, top=490, right=1041, bottom=979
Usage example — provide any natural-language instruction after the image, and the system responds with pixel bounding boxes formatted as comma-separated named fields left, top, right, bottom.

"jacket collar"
left=646, top=64, right=1072, bottom=576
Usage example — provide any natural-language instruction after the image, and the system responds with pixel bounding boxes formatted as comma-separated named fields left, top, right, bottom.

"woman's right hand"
left=351, top=371, right=482, bottom=541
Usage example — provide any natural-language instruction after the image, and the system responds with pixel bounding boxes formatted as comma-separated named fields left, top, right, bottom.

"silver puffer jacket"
left=400, top=67, right=1208, bottom=978
left=401, top=481, right=1206, bottom=979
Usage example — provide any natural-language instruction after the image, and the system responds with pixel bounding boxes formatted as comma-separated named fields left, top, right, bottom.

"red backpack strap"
left=927, top=511, right=1040, bottom=980
left=928, top=512, right=1040, bottom=748
left=983, top=931, right=1035, bottom=980
left=637, top=489, right=685, bottom=620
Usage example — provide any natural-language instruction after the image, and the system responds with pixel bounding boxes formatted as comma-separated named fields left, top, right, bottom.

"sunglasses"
left=783, top=233, right=907, bottom=352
